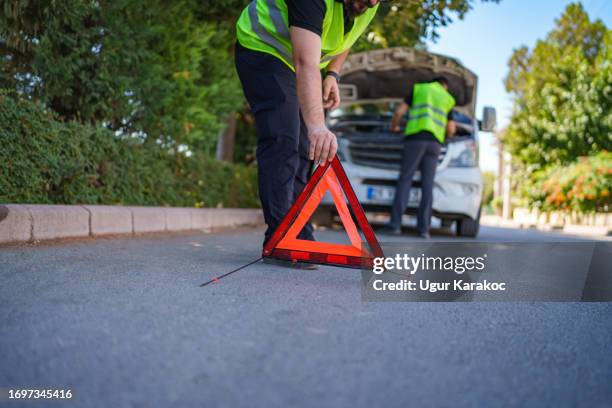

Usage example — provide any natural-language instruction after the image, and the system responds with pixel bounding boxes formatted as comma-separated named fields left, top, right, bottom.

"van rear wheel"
left=456, top=207, right=481, bottom=237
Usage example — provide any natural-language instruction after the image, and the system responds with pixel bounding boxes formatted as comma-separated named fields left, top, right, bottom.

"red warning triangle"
left=263, top=156, right=384, bottom=269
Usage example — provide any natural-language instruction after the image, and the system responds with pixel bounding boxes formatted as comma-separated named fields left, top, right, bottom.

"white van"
left=316, top=47, right=496, bottom=237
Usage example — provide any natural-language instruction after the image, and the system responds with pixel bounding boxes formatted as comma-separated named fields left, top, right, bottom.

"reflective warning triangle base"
left=263, top=156, right=384, bottom=269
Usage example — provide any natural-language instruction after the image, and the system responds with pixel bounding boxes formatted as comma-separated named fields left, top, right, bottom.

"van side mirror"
left=479, top=106, right=497, bottom=132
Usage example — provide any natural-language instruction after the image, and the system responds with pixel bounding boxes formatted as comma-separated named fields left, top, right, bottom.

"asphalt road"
left=1, top=225, right=611, bottom=408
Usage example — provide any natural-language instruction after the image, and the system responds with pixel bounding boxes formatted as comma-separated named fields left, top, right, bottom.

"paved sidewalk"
left=481, top=214, right=611, bottom=238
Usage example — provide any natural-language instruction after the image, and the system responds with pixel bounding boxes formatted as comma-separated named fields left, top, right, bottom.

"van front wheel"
left=456, top=208, right=481, bottom=237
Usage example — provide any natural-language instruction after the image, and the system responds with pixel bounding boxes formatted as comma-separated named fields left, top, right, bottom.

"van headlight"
left=448, top=139, right=478, bottom=167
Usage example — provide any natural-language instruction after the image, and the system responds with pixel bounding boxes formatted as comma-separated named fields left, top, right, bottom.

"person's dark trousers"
left=388, top=138, right=441, bottom=234
left=234, top=43, right=314, bottom=245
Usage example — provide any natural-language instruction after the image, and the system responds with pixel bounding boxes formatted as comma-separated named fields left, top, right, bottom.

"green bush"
left=0, top=94, right=259, bottom=208
left=481, top=171, right=495, bottom=206
left=525, top=151, right=611, bottom=213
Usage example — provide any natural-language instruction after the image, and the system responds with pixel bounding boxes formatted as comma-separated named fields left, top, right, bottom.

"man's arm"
left=326, top=49, right=349, bottom=74
left=290, top=26, right=337, bottom=163
left=391, top=102, right=409, bottom=132
left=322, top=49, right=349, bottom=110
left=446, top=120, right=456, bottom=138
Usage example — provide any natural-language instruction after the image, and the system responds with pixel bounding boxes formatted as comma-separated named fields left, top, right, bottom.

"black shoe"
left=381, top=226, right=402, bottom=236
left=418, top=232, right=431, bottom=239
left=263, top=257, right=319, bottom=270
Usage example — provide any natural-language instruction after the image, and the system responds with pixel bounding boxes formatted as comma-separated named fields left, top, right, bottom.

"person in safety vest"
left=384, top=77, right=457, bottom=238
left=235, top=0, right=382, bottom=268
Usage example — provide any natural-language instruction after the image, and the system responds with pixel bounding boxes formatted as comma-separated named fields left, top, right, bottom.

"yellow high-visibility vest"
left=237, top=0, right=378, bottom=71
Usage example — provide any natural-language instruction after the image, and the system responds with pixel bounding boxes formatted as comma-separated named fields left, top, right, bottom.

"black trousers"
left=389, top=138, right=441, bottom=234
left=234, top=44, right=314, bottom=244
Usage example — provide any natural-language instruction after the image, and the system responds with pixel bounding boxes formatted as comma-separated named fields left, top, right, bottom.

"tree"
left=0, top=0, right=149, bottom=124
left=0, top=0, right=243, bottom=154
left=128, top=1, right=243, bottom=155
left=503, top=3, right=611, bottom=169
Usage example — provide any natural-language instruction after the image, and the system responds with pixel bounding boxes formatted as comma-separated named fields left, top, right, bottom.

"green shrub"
left=525, top=151, right=611, bottom=213
left=481, top=171, right=495, bottom=206
left=490, top=196, right=503, bottom=216
left=0, top=94, right=259, bottom=208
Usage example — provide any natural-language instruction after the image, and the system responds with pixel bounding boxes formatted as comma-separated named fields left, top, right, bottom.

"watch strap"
left=325, top=71, right=341, bottom=83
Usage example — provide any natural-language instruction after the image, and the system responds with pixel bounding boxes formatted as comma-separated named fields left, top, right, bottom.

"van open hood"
left=339, top=47, right=478, bottom=117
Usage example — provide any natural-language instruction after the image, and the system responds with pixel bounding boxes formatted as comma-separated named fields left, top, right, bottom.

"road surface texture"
left=1, top=225, right=611, bottom=407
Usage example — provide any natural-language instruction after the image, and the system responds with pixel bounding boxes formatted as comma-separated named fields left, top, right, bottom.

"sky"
left=424, top=0, right=612, bottom=173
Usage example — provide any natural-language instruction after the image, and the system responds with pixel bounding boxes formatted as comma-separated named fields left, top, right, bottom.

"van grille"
left=347, top=135, right=445, bottom=170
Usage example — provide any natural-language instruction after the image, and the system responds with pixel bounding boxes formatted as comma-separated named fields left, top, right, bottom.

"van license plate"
left=367, top=186, right=420, bottom=205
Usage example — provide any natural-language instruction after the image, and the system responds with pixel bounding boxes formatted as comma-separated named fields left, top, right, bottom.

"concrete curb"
left=0, top=204, right=264, bottom=245
left=562, top=224, right=611, bottom=237
left=27, top=205, right=90, bottom=241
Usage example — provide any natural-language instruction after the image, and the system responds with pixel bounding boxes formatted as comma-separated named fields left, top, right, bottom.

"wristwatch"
left=325, top=70, right=341, bottom=83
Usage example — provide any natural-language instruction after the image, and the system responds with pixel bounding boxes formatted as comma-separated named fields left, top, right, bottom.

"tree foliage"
left=0, top=0, right=243, bottom=154
left=1, top=1, right=142, bottom=123
left=503, top=3, right=611, bottom=168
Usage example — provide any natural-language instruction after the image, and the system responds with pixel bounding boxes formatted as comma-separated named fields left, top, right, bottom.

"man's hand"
left=290, top=27, right=338, bottom=164
left=308, top=125, right=338, bottom=164
left=322, top=76, right=340, bottom=110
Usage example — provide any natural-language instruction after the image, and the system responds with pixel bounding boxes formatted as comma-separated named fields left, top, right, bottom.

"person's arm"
left=326, top=49, right=349, bottom=75
left=322, top=49, right=349, bottom=110
left=391, top=102, right=409, bottom=133
left=290, top=26, right=337, bottom=163
left=446, top=120, right=456, bottom=138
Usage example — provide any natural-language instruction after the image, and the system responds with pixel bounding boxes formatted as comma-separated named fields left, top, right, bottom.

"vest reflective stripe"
left=267, top=0, right=289, bottom=38
left=408, top=112, right=446, bottom=128
left=247, top=1, right=293, bottom=66
left=411, top=103, right=447, bottom=118
left=404, top=82, right=456, bottom=143
left=408, top=104, right=447, bottom=127
left=237, top=0, right=378, bottom=71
